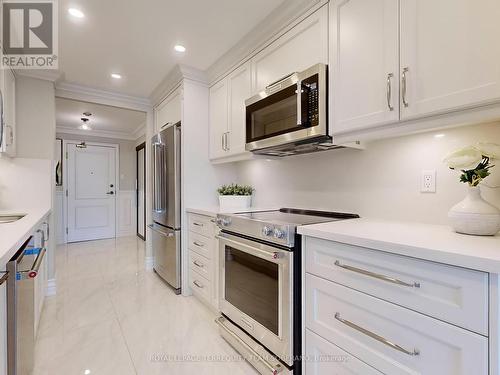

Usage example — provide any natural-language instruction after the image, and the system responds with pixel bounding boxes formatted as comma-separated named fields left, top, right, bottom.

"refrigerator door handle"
left=148, top=224, right=175, bottom=237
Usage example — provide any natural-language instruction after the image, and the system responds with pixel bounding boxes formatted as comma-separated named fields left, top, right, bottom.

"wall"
left=55, top=133, right=137, bottom=191
left=234, top=122, right=500, bottom=225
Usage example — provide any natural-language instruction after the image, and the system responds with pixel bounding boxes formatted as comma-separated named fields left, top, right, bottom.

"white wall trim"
left=16, top=69, right=64, bottom=83
left=56, top=125, right=139, bottom=141
left=132, top=122, right=146, bottom=139
left=55, top=81, right=151, bottom=112
left=46, top=278, right=57, bottom=297
left=116, top=190, right=137, bottom=237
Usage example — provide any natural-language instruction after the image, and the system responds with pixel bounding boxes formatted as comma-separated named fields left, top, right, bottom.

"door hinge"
left=65, top=227, right=68, bottom=234
left=65, top=190, right=68, bottom=197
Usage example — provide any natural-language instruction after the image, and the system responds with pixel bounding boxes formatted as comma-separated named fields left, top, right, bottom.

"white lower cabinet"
left=306, top=274, right=488, bottom=374
left=187, top=213, right=218, bottom=309
left=305, top=330, right=382, bottom=375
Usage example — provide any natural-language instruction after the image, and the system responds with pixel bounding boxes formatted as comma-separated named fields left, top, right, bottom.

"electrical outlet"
left=421, top=170, right=436, bottom=193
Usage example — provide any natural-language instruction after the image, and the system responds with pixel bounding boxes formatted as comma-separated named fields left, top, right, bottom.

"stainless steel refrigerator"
left=149, top=122, right=181, bottom=294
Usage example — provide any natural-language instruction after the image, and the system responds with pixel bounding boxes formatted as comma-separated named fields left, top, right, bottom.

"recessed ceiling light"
left=68, top=8, right=84, bottom=18
left=434, top=133, right=445, bottom=138
left=84, top=370, right=91, bottom=375
left=174, top=44, right=186, bottom=53
left=111, top=73, right=122, bottom=79
left=80, top=124, right=91, bottom=130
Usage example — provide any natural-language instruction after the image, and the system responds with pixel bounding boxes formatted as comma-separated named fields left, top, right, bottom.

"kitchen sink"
left=0, top=214, right=26, bottom=224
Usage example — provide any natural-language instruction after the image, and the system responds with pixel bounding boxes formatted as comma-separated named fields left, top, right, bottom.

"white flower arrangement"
left=444, top=143, right=500, bottom=187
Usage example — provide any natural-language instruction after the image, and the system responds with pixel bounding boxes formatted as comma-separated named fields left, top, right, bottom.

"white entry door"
left=67, top=143, right=117, bottom=242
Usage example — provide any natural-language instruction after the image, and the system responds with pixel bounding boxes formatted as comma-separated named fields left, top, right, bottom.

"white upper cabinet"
left=400, top=0, right=500, bottom=119
left=0, top=68, right=16, bottom=157
left=251, top=5, right=328, bottom=93
left=227, top=61, right=252, bottom=156
left=209, top=79, right=229, bottom=160
left=155, top=86, right=181, bottom=133
left=331, top=0, right=399, bottom=133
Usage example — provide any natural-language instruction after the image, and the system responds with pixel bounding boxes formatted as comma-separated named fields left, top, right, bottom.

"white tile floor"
left=33, top=236, right=257, bottom=375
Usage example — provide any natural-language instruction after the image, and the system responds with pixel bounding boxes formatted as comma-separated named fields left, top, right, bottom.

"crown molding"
left=206, top=0, right=327, bottom=85
left=56, top=126, right=138, bottom=141
left=150, top=64, right=207, bottom=105
left=132, top=122, right=146, bottom=139
left=55, top=81, right=151, bottom=112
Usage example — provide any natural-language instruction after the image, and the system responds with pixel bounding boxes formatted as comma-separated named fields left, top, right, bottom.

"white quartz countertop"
left=186, top=206, right=278, bottom=218
left=0, top=207, right=51, bottom=265
left=298, top=218, right=500, bottom=273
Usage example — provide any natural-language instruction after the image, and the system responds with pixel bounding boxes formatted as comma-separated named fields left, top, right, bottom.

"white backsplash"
left=234, top=122, right=500, bottom=225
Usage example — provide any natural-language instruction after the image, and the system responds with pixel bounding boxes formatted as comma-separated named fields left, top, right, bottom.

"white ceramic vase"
left=448, top=186, right=500, bottom=236
left=219, top=195, right=252, bottom=211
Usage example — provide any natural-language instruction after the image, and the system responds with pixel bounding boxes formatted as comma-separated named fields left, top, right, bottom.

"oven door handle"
left=216, top=234, right=284, bottom=263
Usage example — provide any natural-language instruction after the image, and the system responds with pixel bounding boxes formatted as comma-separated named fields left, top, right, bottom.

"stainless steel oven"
left=245, top=63, right=328, bottom=155
left=217, top=231, right=294, bottom=371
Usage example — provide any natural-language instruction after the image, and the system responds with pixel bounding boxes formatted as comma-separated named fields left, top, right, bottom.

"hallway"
left=32, top=237, right=255, bottom=375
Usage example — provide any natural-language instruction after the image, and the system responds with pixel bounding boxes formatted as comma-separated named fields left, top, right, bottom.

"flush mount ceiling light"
left=80, top=117, right=91, bottom=130
left=174, top=44, right=186, bottom=53
left=68, top=8, right=84, bottom=18
left=434, top=133, right=445, bottom=138
left=111, top=73, right=122, bottom=79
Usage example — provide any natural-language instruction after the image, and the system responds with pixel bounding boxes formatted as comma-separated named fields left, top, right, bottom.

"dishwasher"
left=7, top=229, right=47, bottom=375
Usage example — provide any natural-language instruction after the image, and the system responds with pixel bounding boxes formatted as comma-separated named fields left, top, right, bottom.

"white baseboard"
left=145, top=256, right=154, bottom=270
left=46, top=278, right=57, bottom=296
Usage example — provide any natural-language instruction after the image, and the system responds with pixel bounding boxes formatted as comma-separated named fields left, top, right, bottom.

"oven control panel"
left=261, top=225, right=290, bottom=242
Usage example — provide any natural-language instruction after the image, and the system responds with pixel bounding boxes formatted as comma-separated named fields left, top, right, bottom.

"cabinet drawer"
left=305, top=329, right=382, bottom=375
left=190, top=268, right=211, bottom=303
left=188, top=214, right=215, bottom=238
left=306, top=274, right=488, bottom=375
left=189, top=250, right=211, bottom=280
left=305, top=237, right=488, bottom=335
left=188, top=231, right=214, bottom=259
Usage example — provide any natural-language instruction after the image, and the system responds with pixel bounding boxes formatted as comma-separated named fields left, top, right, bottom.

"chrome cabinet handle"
left=335, top=312, right=420, bottom=356
left=193, top=260, right=204, bottom=268
left=225, top=132, right=230, bottom=151
left=221, top=133, right=225, bottom=151
left=0, top=271, right=9, bottom=285
left=334, top=260, right=420, bottom=288
left=386, top=73, right=394, bottom=111
left=43, top=222, right=50, bottom=241
left=193, top=280, right=204, bottom=288
left=193, top=222, right=204, bottom=227
left=193, top=241, right=204, bottom=247
left=402, top=67, right=409, bottom=107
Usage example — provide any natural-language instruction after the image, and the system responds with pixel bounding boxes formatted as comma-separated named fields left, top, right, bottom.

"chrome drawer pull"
left=193, top=241, right=204, bottom=247
left=386, top=73, right=394, bottom=111
left=193, top=260, right=204, bottom=268
left=402, top=67, right=409, bottom=107
left=193, top=280, right=204, bottom=288
left=0, top=271, right=9, bottom=285
left=193, top=222, right=204, bottom=227
left=334, top=260, right=420, bottom=288
left=335, top=312, right=420, bottom=356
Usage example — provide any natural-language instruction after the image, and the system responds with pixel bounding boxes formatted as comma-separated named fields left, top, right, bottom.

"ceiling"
left=56, top=97, right=146, bottom=138
left=58, top=0, right=285, bottom=97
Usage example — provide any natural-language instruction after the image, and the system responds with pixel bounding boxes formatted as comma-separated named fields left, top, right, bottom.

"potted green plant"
left=217, top=183, right=254, bottom=211
left=444, top=142, right=500, bottom=235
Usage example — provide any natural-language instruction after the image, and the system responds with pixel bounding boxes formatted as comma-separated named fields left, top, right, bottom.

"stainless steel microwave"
left=245, top=63, right=330, bottom=156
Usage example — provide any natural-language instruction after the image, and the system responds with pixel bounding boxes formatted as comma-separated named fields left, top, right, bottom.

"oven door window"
left=225, top=246, right=279, bottom=335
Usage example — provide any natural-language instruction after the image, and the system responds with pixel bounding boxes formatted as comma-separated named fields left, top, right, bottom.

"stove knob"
left=262, top=226, right=273, bottom=236
left=221, top=218, right=231, bottom=227
left=274, top=228, right=286, bottom=239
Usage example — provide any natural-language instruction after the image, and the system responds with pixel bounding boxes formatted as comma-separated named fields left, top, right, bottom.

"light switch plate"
left=421, top=170, right=436, bottom=193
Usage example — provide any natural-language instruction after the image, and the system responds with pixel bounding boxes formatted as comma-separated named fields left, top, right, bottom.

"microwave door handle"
left=296, top=81, right=302, bottom=126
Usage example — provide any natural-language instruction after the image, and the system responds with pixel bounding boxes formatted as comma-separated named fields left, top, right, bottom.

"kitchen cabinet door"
left=155, top=86, right=181, bottom=132
left=2, top=68, right=16, bottom=157
left=331, top=0, right=399, bottom=135
left=209, top=79, right=229, bottom=160
left=251, top=6, right=328, bottom=93
left=400, top=0, right=500, bottom=120
left=227, top=61, right=251, bottom=156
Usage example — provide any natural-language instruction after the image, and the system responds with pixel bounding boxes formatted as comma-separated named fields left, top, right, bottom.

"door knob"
left=106, top=191, right=114, bottom=195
